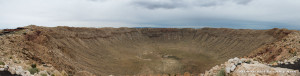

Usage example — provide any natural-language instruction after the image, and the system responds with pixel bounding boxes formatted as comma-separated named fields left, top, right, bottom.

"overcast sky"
left=0, top=0, right=300, bottom=29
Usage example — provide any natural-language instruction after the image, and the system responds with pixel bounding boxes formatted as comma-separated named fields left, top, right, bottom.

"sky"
left=0, top=0, right=300, bottom=29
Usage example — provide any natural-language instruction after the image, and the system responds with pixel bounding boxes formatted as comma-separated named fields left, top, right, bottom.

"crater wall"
left=1, top=26, right=293, bottom=75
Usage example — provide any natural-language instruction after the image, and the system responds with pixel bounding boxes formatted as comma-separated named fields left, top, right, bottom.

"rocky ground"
left=202, top=30, right=300, bottom=76
left=202, top=57, right=300, bottom=76
left=0, top=32, right=69, bottom=76
left=249, top=30, right=300, bottom=63
left=0, top=55, right=68, bottom=76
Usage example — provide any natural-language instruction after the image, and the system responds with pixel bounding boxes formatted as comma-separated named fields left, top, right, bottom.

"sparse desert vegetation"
left=216, top=68, right=225, bottom=76
left=0, top=61, right=5, bottom=65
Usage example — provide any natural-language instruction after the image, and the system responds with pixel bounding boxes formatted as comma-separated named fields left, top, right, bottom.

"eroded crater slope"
left=0, top=26, right=294, bottom=75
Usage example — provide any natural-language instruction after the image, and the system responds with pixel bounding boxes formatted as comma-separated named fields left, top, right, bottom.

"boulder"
left=230, top=65, right=236, bottom=71
left=15, top=66, right=23, bottom=75
left=39, top=70, right=49, bottom=76
left=225, top=66, right=231, bottom=73
left=4, top=65, right=8, bottom=69
left=0, top=68, right=4, bottom=71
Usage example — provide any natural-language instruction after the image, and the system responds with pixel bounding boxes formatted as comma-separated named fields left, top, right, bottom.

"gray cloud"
left=131, top=0, right=253, bottom=9
left=234, top=0, right=253, bottom=4
left=132, top=0, right=185, bottom=9
left=0, top=0, right=300, bottom=30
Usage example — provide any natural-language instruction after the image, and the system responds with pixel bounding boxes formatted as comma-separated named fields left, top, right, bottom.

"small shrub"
left=31, top=64, right=37, bottom=68
left=29, top=68, right=39, bottom=74
left=245, top=60, right=251, bottom=64
left=293, top=52, right=297, bottom=56
left=13, top=60, right=19, bottom=63
left=217, top=68, right=226, bottom=76
left=51, top=74, right=55, bottom=76
left=0, top=61, right=5, bottom=65
left=41, top=73, right=47, bottom=76
left=253, top=58, right=257, bottom=61
left=269, top=61, right=277, bottom=64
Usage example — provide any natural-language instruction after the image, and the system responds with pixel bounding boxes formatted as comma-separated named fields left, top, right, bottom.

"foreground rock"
left=203, top=57, right=300, bottom=76
left=0, top=53, right=68, bottom=76
left=232, top=64, right=299, bottom=76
